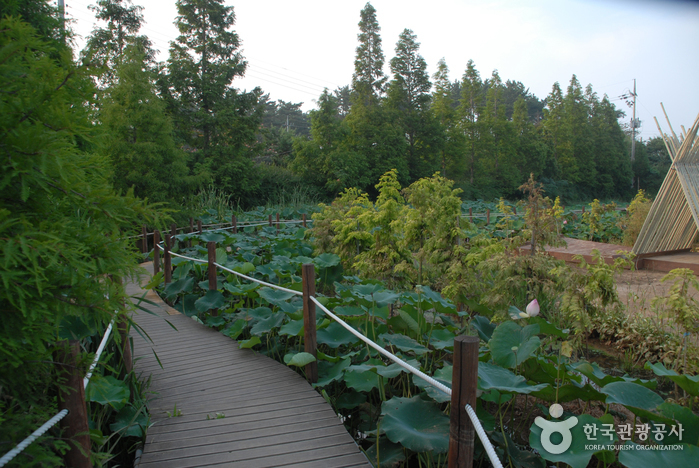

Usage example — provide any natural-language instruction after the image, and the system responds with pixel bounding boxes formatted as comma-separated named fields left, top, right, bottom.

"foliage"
left=152, top=220, right=699, bottom=468
left=519, top=174, right=565, bottom=254
left=620, top=189, right=651, bottom=246
left=161, top=0, right=263, bottom=200
left=557, top=250, right=632, bottom=337
left=98, top=45, right=197, bottom=205
left=0, top=15, right=158, bottom=466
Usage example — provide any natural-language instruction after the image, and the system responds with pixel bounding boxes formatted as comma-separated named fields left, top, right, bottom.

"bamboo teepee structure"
left=633, top=108, right=699, bottom=256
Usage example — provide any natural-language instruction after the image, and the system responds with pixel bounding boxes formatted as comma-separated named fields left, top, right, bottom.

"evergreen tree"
left=81, top=0, right=154, bottom=87
left=458, top=59, right=484, bottom=186
left=352, top=2, right=386, bottom=104
left=541, top=82, right=566, bottom=180
left=386, top=29, right=438, bottom=181
left=562, top=76, right=594, bottom=187
left=163, top=0, right=263, bottom=200
left=99, top=45, right=196, bottom=204
left=431, top=58, right=462, bottom=178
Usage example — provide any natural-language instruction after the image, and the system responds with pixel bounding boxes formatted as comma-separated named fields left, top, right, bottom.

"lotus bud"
left=526, top=299, right=540, bottom=317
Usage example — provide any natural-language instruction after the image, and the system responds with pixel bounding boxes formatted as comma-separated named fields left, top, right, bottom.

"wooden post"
left=469, top=207, right=473, bottom=222
left=141, top=225, right=147, bottom=253
left=207, top=242, right=218, bottom=316
left=582, top=206, right=585, bottom=214
left=207, top=242, right=217, bottom=291
left=163, top=234, right=172, bottom=284
left=170, top=223, right=177, bottom=248
left=486, top=209, right=490, bottom=225
left=153, top=230, right=160, bottom=274
left=448, top=335, right=479, bottom=468
left=197, top=219, right=202, bottom=235
left=276, top=213, right=280, bottom=233
left=56, top=340, right=91, bottom=468
left=117, top=313, right=132, bottom=374
left=188, top=218, right=194, bottom=248
left=268, top=214, right=273, bottom=227
left=232, top=215, right=237, bottom=234
left=302, top=264, right=318, bottom=384
left=513, top=206, right=517, bottom=215
left=302, top=213, right=307, bottom=228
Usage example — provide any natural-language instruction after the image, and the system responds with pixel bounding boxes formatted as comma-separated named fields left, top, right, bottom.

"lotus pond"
left=147, top=220, right=698, bottom=468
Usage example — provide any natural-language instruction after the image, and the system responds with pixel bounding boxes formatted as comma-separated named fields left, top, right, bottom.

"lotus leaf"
left=239, top=336, right=261, bottom=349
left=380, top=395, right=450, bottom=453
left=174, top=294, right=199, bottom=317
left=372, top=291, right=400, bottom=307
left=336, top=391, right=366, bottom=409
left=656, top=402, right=699, bottom=445
left=530, top=413, right=616, bottom=468
left=109, top=405, right=148, bottom=438
left=250, top=313, right=285, bottom=336
left=314, top=358, right=351, bottom=388
left=335, top=305, right=365, bottom=316
left=428, top=328, right=455, bottom=350
left=601, top=381, right=663, bottom=410
left=646, top=362, right=699, bottom=396
left=471, top=315, right=496, bottom=342
left=478, top=362, right=549, bottom=394
left=195, top=290, right=226, bottom=313
left=413, top=365, right=452, bottom=403
left=86, top=375, right=129, bottom=411
left=257, top=287, right=297, bottom=306
left=279, top=319, right=304, bottom=337
left=344, top=368, right=381, bottom=392
left=364, top=437, right=406, bottom=468
left=317, top=322, right=360, bottom=348
left=618, top=442, right=698, bottom=467
left=163, top=277, right=194, bottom=299
left=222, top=320, right=246, bottom=339
left=205, top=315, right=226, bottom=328
left=488, top=321, right=540, bottom=368
left=313, top=253, right=341, bottom=268
left=284, top=352, right=316, bottom=367
left=379, top=333, right=429, bottom=355
left=199, top=232, right=226, bottom=243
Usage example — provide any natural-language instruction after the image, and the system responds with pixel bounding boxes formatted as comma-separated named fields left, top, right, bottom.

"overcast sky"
left=65, top=0, right=699, bottom=140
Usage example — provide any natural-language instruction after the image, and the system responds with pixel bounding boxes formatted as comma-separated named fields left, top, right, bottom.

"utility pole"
left=630, top=79, right=637, bottom=162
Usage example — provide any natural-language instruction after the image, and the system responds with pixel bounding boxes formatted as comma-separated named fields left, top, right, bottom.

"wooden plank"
left=128, top=262, right=369, bottom=468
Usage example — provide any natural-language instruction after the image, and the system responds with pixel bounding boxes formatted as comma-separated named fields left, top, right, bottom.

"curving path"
left=127, top=263, right=370, bottom=468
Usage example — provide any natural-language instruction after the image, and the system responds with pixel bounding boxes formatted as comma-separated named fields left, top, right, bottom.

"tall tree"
left=386, top=29, right=437, bottom=181
left=352, top=2, right=386, bottom=104
left=82, top=0, right=154, bottom=87
left=541, top=82, right=566, bottom=180
left=99, top=45, right=195, bottom=203
left=431, top=58, right=463, bottom=179
left=163, top=0, right=263, bottom=199
left=458, top=59, right=484, bottom=186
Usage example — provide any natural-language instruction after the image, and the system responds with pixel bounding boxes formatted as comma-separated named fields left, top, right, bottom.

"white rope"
left=0, top=410, right=69, bottom=467
left=466, top=403, right=504, bottom=468
left=84, top=319, right=115, bottom=389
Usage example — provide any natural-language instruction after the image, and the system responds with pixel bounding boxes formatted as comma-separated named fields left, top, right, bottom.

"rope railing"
left=154, top=238, right=503, bottom=467
left=0, top=317, right=118, bottom=468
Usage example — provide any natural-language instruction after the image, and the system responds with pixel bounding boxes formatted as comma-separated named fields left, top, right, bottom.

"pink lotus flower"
left=526, top=299, right=540, bottom=317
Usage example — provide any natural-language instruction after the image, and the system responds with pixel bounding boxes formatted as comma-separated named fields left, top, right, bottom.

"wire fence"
left=157, top=235, right=503, bottom=468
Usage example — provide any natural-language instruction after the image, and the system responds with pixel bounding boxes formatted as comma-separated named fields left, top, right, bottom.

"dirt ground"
left=615, top=267, right=699, bottom=319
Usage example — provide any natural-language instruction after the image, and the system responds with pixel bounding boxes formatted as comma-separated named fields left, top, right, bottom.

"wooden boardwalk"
left=126, top=264, right=370, bottom=468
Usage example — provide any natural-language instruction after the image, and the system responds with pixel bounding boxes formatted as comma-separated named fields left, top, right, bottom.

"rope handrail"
left=0, top=318, right=116, bottom=467
left=155, top=241, right=503, bottom=467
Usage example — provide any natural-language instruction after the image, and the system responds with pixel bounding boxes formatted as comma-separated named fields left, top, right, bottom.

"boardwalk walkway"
left=126, top=263, right=370, bottom=468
